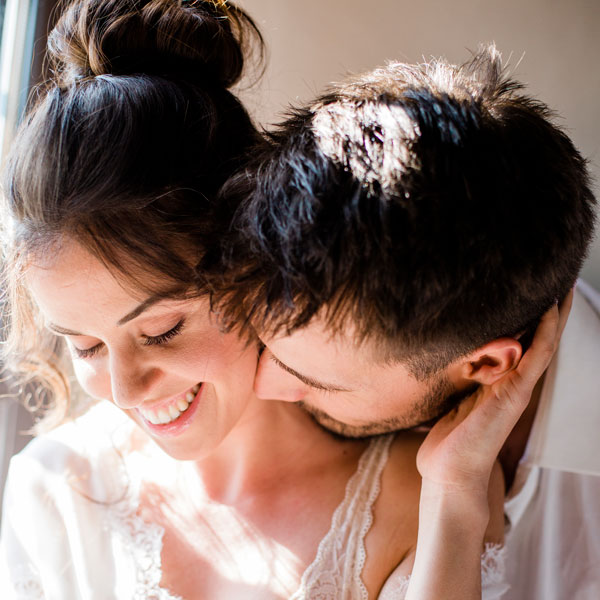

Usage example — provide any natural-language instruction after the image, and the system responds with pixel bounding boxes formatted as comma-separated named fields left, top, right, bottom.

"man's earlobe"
left=461, top=338, right=523, bottom=385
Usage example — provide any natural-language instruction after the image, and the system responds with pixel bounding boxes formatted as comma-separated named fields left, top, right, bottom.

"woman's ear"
left=454, top=338, right=523, bottom=386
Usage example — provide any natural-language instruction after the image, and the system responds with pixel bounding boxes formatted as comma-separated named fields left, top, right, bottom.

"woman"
left=0, top=1, right=559, bottom=598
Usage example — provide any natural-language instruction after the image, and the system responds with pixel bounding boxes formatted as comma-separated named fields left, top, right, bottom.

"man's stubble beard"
left=298, top=374, right=479, bottom=438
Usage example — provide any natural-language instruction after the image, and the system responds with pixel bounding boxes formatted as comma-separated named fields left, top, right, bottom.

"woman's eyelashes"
left=71, top=318, right=186, bottom=359
left=141, top=318, right=185, bottom=346
left=73, top=342, right=103, bottom=360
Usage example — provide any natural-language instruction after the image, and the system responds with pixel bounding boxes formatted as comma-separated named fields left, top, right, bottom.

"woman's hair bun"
left=47, top=0, right=262, bottom=88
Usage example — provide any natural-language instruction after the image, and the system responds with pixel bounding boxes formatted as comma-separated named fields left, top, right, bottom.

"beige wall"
left=237, top=0, right=600, bottom=288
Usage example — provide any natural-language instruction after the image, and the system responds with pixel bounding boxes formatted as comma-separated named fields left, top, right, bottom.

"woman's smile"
left=137, top=382, right=203, bottom=436
left=138, top=382, right=202, bottom=426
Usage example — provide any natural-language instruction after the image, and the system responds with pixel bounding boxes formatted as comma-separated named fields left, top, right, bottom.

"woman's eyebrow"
left=116, top=295, right=164, bottom=326
left=47, top=323, right=83, bottom=336
left=47, top=293, right=178, bottom=335
left=117, top=287, right=190, bottom=326
left=269, top=354, right=352, bottom=393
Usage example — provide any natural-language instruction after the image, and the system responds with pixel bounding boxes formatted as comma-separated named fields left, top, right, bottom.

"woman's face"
left=26, top=238, right=258, bottom=460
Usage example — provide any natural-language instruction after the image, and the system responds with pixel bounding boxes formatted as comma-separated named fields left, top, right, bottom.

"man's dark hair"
left=208, top=45, right=596, bottom=377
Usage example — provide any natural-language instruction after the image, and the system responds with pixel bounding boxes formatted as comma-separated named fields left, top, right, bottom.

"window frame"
left=0, top=0, right=59, bottom=526
left=0, top=0, right=40, bottom=162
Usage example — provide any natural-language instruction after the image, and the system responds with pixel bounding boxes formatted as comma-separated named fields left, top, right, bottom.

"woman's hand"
left=405, top=292, right=573, bottom=600
left=416, top=291, right=573, bottom=497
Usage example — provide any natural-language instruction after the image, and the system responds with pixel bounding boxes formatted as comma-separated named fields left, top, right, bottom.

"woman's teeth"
left=140, top=384, right=201, bottom=425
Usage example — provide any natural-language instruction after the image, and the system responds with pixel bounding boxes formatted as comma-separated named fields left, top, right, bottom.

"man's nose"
left=254, top=349, right=307, bottom=402
left=109, top=346, right=163, bottom=409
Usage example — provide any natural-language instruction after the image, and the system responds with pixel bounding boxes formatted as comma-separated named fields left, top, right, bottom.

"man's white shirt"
left=504, top=281, right=600, bottom=599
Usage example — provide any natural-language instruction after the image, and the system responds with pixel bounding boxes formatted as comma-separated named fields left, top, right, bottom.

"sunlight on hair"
left=313, top=101, right=419, bottom=195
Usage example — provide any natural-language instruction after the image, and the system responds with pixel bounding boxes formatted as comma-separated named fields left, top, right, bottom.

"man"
left=209, top=46, right=599, bottom=598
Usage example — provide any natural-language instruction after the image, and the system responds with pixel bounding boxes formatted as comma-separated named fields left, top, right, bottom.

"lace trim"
left=290, top=434, right=394, bottom=600
left=352, top=436, right=394, bottom=599
left=481, top=543, right=508, bottom=587
left=11, top=564, right=45, bottom=600
left=381, top=574, right=411, bottom=598
left=105, top=456, right=182, bottom=600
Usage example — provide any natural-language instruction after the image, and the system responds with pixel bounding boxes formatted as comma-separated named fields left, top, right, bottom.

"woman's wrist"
left=418, top=478, right=490, bottom=537
left=405, top=479, right=490, bottom=600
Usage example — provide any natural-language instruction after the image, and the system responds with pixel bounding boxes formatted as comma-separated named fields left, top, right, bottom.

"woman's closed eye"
left=141, top=318, right=185, bottom=346
left=71, top=318, right=186, bottom=359
left=73, top=342, right=103, bottom=360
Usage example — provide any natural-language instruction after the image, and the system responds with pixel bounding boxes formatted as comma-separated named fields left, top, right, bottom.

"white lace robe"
left=0, top=403, right=509, bottom=599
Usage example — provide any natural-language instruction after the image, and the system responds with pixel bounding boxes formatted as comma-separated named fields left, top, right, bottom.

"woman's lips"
left=137, top=383, right=204, bottom=436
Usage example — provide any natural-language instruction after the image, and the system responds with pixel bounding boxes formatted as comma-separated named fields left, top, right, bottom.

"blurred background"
left=1, top=0, right=599, bottom=521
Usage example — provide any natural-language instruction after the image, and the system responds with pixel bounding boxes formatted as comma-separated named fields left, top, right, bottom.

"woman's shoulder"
left=381, top=429, right=426, bottom=503
left=360, top=431, right=425, bottom=596
left=1, top=403, right=152, bottom=598
left=365, top=432, right=507, bottom=598
left=370, top=429, right=505, bottom=547
left=371, top=430, right=424, bottom=538
left=16, top=401, right=129, bottom=458
left=6, top=401, right=134, bottom=500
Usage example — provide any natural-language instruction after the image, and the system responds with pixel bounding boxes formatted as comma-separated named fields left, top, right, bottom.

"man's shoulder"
left=505, top=465, right=600, bottom=597
left=521, top=279, right=600, bottom=475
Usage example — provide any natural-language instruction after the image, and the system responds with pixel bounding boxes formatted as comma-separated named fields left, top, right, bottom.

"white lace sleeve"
left=378, top=544, right=510, bottom=599
left=1, top=452, right=53, bottom=599
left=0, top=455, right=181, bottom=600
left=1, top=405, right=181, bottom=600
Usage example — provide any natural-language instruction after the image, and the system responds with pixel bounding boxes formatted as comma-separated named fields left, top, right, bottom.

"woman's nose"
left=109, top=347, right=163, bottom=409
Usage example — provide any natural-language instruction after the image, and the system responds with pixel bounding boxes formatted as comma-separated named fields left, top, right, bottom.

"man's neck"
left=498, top=372, right=546, bottom=493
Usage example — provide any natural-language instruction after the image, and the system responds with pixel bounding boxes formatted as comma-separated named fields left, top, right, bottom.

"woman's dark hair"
left=0, top=0, right=264, bottom=427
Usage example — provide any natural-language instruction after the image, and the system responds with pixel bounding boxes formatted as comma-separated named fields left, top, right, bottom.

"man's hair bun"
left=47, top=0, right=262, bottom=87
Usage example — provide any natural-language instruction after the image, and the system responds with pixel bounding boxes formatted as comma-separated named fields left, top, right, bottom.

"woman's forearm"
left=405, top=481, right=489, bottom=600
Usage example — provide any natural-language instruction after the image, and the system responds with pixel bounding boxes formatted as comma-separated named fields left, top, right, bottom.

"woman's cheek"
left=204, top=343, right=256, bottom=384
left=72, top=359, right=111, bottom=401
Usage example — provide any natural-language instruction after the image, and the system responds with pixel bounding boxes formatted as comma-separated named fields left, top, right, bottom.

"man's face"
left=255, top=316, right=471, bottom=437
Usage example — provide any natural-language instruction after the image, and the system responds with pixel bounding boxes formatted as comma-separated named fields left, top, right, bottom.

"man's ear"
left=452, top=338, right=523, bottom=386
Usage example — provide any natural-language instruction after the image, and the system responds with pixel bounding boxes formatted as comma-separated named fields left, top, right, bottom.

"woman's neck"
left=188, top=397, right=366, bottom=505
